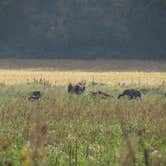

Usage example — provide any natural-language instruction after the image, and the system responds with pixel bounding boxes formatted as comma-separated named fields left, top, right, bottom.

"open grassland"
left=0, top=59, right=166, bottom=165
left=0, top=81, right=166, bottom=166
left=0, top=70, right=166, bottom=86
left=0, top=59, right=166, bottom=86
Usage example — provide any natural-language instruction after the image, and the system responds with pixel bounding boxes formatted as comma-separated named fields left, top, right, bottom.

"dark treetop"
left=0, top=0, right=166, bottom=59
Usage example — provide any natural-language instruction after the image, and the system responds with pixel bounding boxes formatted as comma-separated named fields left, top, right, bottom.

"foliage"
left=0, top=0, right=166, bottom=59
left=0, top=0, right=15, bottom=10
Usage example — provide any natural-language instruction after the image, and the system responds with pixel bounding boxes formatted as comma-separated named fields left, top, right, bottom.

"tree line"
left=0, top=0, right=166, bottom=59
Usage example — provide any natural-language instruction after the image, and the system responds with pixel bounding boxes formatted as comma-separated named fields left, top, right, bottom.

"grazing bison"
left=118, top=89, right=141, bottom=99
left=68, top=81, right=86, bottom=95
left=28, top=91, right=41, bottom=100
left=90, top=90, right=112, bottom=99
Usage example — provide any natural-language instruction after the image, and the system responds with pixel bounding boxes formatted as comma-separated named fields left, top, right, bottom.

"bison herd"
left=67, top=81, right=142, bottom=100
left=28, top=81, right=145, bottom=101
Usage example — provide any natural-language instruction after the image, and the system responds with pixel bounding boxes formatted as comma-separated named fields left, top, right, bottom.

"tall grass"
left=0, top=81, right=166, bottom=165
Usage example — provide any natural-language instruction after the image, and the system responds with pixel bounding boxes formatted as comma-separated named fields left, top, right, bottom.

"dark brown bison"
left=118, top=89, right=141, bottom=99
left=28, top=91, right=41, bottom=100
left=90, top=90, right=112, bottom=99
left=68, top=81, right=86, bottom=95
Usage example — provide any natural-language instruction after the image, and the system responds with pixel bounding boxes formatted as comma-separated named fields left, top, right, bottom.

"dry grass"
left=0, top=70, right=166, bottom=86
left=0, top=59, right=166, bottom=85
left=0, top=59, right=166, bottom=86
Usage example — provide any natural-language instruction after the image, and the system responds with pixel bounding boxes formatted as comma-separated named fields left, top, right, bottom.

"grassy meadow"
left=0, top=59, right=166, bottom=166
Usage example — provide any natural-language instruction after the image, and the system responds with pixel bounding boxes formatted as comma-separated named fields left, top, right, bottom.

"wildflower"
left=20, top=143, right=32, bottom=166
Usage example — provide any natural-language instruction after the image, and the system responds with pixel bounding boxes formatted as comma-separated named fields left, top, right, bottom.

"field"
left=0, top=59, right=166, bottom=166
left=0, top=59, right=166, bottom=86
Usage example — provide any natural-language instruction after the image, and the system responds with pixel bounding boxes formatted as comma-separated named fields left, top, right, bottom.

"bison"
left=118, top=89, right=141, bottom=99
left=68, top=81, right=86, bottom=95
left=28, top=91, right=41, bottom=100
left=90, top=90, right=112, bottom=99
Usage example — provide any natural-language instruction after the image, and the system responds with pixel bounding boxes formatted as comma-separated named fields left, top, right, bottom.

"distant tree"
left=0, top=0, right=166, bottom=59
left=0, top=0, right=15, bottom=12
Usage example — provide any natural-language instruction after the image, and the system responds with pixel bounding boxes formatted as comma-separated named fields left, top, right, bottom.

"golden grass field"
left=0, top=59, right=166, bottom=165
left=0, top=59, right=166, bottom=85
